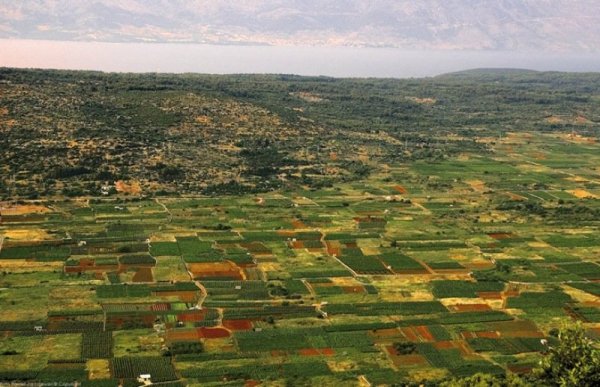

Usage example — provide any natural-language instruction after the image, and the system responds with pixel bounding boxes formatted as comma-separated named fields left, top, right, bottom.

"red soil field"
left=325, top=241, right=341, bottom=256
left=452, top=304, right=492, bottom=312
left=488, top=233, right=514, bottom=240
left=400, top=327, right=419, bottom=342
left=119, top=263, right=155, bottom=272
left=197, top=327, right=230, bottom=339
left=353, top=217, right=386, bottom=224
left=291, top=219, right=307, bottom=229
left=477, top=291, right=504, bottom=300
left=299, top=348, right=320, bottom=356
left=588, top=327, right=600, bottom=339
left=385, top=347, right=427, bottom=367
left=106, top=315, right=155, bottom=330
left=394, top=268, right=430, bottom=275
left=166, top=329, right=199, bottom=342
left=132, top=267, right=154, bottom=282
left=298, top=348, right=334, bottom=356
left=414, top=325, right=435, bottom=341
left=47, top=316, right=67, bottom=331
left=79, top=258, right=95, bottom=266
left=476, top=331, right=501, bottom=339
left=342, top=285, right=366, bottom=293
left=320, top=348, right=335, bottom=356
left=506, top=192, right=527, bottom=201
left=177, top=310, right=208, bottom=322
left=461, top=332, right=476, bottom=339
left=397, top=354, right=427, bottom=366
left=155, top=290, right=197, bottom=302
left=223, top=319, right=253, bottom=331
left=290, top=240, right=304, bottom=249
left=506, top=330, right=545, bottom=338
left=394, top=185, right=408, bottom=194
left=188, top=261, right=244, bottom=280
left=370, top=328, right=401, bottom=338
left=65, top=258, right=97, bottom=273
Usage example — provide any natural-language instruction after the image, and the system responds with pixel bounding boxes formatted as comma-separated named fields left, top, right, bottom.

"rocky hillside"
left=1, top=68, right=600, bottom=199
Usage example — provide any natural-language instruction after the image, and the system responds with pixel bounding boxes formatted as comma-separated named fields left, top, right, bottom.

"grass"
left=0, top=336, right=48, bottom=372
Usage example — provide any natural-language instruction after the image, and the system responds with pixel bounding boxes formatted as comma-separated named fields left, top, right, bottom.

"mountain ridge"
left=1, top=1, right=600, bottom=50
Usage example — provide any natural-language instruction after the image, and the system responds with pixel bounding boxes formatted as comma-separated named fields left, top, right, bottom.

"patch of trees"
left=152, top=163, right=185, bottom=182
left=497, top=200, right=600, bottom=221
left=393, top=342, right=417, bottom=355
left=238, top=139, right=289, bottom=178
left=162, top=341, right=204, bottom=356
left=496, top=201, right=547, bottom=216
left=50, top=166, right=93, bottom=179
left=437, top=324, right=600, bottom=387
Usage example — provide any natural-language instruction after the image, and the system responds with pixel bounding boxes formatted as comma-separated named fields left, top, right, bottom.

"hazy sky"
left=3, top=39, right=600, bottom=78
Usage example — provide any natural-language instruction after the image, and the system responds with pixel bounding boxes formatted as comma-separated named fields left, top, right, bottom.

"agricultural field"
left=1, top=69, right=600, bottom=385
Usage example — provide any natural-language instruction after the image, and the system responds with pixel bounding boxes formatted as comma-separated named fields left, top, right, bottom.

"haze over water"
left=2, top=39, right=600, bottom=78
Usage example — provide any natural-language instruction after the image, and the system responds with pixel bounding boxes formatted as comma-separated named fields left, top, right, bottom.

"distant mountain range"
left=1, top=0, right=600, bottom=50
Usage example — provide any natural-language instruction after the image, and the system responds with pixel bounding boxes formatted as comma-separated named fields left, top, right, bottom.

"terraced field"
left=1, top=130, right=599, bottom=385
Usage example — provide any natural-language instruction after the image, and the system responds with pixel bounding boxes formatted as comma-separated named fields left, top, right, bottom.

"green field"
left=1, top=69, right=599, bottom=385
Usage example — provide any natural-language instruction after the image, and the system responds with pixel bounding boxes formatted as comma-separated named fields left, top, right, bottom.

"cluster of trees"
left=497, top=200, right=600, bottom=222
left=439, top=324, right=600, bottom=387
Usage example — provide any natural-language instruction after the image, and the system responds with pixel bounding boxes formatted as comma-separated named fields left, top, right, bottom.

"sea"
left=2, top=39, right=600, bottom=78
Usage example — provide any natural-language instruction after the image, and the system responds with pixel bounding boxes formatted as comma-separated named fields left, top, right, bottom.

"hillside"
left=0, top=68, right=599, bottom=199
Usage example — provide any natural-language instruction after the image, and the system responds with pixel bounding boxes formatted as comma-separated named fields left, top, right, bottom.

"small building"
left=137, top=374, right=152, bottom=385
left=100, top=185, right=112, bottom=196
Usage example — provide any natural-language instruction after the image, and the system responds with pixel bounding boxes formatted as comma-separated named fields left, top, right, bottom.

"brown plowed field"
left=223, top=319, right=253, bottom=331
left=197, top=327, right=230, bottom=339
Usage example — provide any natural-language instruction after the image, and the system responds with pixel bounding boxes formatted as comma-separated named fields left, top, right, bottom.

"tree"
left=439, top=372, right=529, bottom=387
left=438, top=324, right=600, bottom=387
left=534, top=322, right=600, bottom=386
left=393, top=341, right=417, bottom=355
